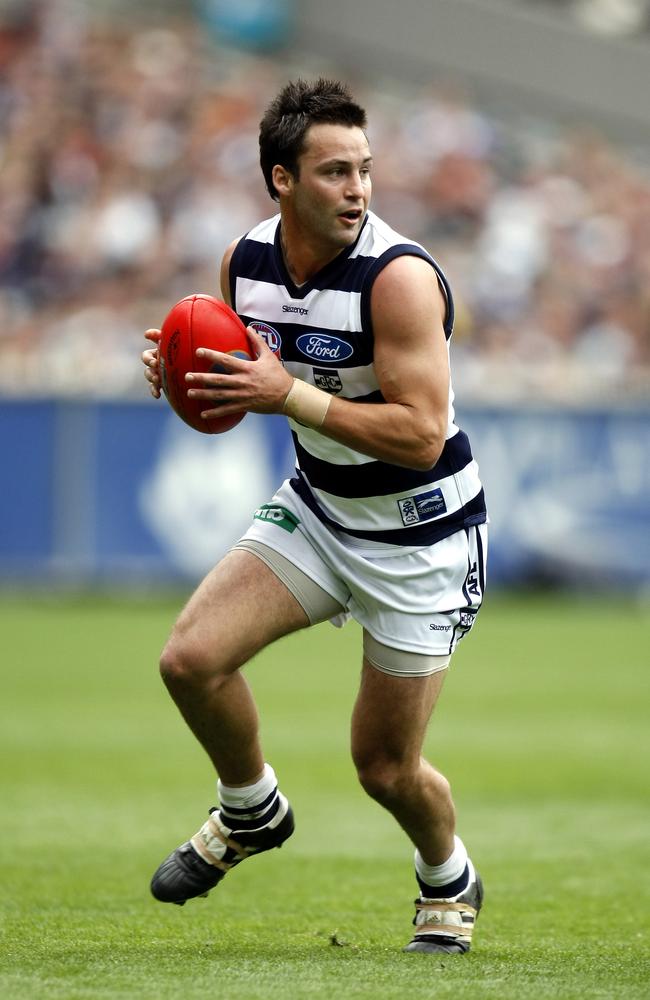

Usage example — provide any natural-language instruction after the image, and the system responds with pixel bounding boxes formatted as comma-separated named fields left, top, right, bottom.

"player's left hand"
left=185, top=327, right=293, bottom=418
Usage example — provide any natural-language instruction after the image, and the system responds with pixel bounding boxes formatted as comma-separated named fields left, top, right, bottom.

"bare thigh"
left=165, top=548, right=311, bottom=678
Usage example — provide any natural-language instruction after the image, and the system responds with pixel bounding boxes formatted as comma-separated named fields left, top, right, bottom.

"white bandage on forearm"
left=282, top=378, right=332, bottom=429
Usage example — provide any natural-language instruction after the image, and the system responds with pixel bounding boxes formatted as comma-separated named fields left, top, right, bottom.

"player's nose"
left=346, top=171, right=366, bottom=199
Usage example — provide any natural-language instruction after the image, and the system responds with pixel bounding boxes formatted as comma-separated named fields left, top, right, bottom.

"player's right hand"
left=143, top=328, right=162, bottom=398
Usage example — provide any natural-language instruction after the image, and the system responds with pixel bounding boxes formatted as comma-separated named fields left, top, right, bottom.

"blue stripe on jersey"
left=292, top=429, right=474, bottom=499
left=290, top=472, right=486, bottom=545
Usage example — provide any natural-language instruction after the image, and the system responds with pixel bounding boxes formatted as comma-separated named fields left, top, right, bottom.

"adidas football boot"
left=403, top=866, right=483, bottom=954
left=150, top=801, right=295, bottom=905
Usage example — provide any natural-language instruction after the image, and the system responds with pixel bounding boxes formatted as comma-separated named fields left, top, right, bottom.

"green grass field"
left=1, top=591, right=649, bottom=999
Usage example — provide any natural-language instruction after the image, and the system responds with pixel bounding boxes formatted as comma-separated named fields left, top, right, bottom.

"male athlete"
left=142, top=79, right=487, bottom=954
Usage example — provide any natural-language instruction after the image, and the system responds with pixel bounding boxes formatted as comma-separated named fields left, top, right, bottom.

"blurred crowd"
left=0, top=3, right=648, bottom=401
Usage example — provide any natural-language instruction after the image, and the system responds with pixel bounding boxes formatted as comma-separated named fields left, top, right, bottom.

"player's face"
left=288, top=123, right=372, bottom=250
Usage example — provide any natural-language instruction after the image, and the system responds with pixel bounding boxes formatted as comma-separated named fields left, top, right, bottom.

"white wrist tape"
left=282, top=378, right=332, bottom=429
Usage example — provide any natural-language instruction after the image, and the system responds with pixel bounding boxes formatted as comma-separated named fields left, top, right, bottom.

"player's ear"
left=272, top=164, right=294, bottom=197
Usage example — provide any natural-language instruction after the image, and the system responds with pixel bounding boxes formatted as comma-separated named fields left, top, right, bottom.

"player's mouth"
left=338, top=208, right=363, bottom=225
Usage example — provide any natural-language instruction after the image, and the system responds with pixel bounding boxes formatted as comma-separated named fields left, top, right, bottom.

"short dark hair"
left=259, top=78, right=368, bottom=200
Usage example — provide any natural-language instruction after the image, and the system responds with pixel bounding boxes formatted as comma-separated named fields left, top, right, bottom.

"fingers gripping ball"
left=159, top=294, right=252, bottom=434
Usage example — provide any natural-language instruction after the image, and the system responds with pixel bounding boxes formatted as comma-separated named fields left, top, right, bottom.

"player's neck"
left=279, top=223, right=341, bottom=287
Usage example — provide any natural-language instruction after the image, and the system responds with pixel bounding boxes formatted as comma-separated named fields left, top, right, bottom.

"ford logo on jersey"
left=296, top=333, right=353, bottom=363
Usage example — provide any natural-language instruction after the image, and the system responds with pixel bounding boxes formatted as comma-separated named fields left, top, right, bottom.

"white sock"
left=415, top=836, right=470, bottom=896
left=191, top=764, right=288, bottom=864
left=218, top=763, right=286, bottom=827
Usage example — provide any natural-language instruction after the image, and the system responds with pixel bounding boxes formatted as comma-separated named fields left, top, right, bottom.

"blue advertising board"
left=0, top=399, right=648, bottom=589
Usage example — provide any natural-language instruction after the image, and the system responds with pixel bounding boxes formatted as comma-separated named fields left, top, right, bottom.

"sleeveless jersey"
left=229, top=210, right=486, bottom=547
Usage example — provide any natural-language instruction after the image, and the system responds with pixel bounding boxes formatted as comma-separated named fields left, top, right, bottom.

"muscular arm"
left=322, top=255, right=449, bottom=470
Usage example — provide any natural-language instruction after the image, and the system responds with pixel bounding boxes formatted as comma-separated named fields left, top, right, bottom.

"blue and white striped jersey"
left=229, top=210, right=486, bottom=547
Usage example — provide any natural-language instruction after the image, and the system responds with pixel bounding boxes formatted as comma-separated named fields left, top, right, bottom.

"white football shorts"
left=233, top=479, right=487, bottom=677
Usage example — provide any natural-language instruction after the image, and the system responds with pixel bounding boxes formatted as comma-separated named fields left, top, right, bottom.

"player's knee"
left=159, top=632, right=221, bottom=691
left=159, top=637, right=192, bottom=690
left=354, top=749, right=451, bottom=808
left=353, top=752, right=415, bottom=805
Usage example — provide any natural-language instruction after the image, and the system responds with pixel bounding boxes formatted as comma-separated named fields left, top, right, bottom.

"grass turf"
left=1, top=591, right=649, bottom=998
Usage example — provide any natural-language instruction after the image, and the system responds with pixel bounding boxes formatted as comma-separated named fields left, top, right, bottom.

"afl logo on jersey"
left=250, top=321, right=282, bottom=357
left=296, top=333, right=353, bottom=363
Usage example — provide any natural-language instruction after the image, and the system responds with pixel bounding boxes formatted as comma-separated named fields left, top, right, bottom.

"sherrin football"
left=159, top=294, right=252, bottom=434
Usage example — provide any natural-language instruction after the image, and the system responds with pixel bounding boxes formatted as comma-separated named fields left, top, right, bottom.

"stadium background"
left=0, top=0, right=648, bottom=592
left=2, top=4, right=649, bottom=998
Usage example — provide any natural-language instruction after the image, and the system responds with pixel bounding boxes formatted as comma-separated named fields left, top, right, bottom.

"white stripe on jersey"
left=350, top=214, right=418, bottom=259
left=288, top=418, right=376, bottom=466
left=302, top=460, right=484, bottom=532
left=236, top=277, right=362, bottom=331
left=245, top=216, right=278, bottom=244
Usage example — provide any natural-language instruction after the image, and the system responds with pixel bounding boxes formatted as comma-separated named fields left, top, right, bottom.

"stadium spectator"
left=0, top=3, right=647, bottom=399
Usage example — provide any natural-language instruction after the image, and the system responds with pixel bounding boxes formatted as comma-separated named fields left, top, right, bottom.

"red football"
left=159, top=294, right=252, bottom=434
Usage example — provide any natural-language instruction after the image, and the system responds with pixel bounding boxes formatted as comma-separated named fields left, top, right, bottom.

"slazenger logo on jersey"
left=253, top=504, right=299, bottom=533
left=398, top=488, right=447, bottom=526
left=296, top=333, right=353, bottom=363
left=250, top=322, right=282, bottom=357
left=282, top=305, right=309, bottom=316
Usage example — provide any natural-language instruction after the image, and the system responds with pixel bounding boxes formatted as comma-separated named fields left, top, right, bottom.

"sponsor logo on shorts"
left=398, top=488, right=447, bottom=526
left=250, top=322, right=282, bottom=356
left=428, top=622, right=452, bottom=631
left=296, top=333, right=353, bottom=363
left=253, top=504, right=300, bottom=533
left=313, top=368, right=343, bottom=394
